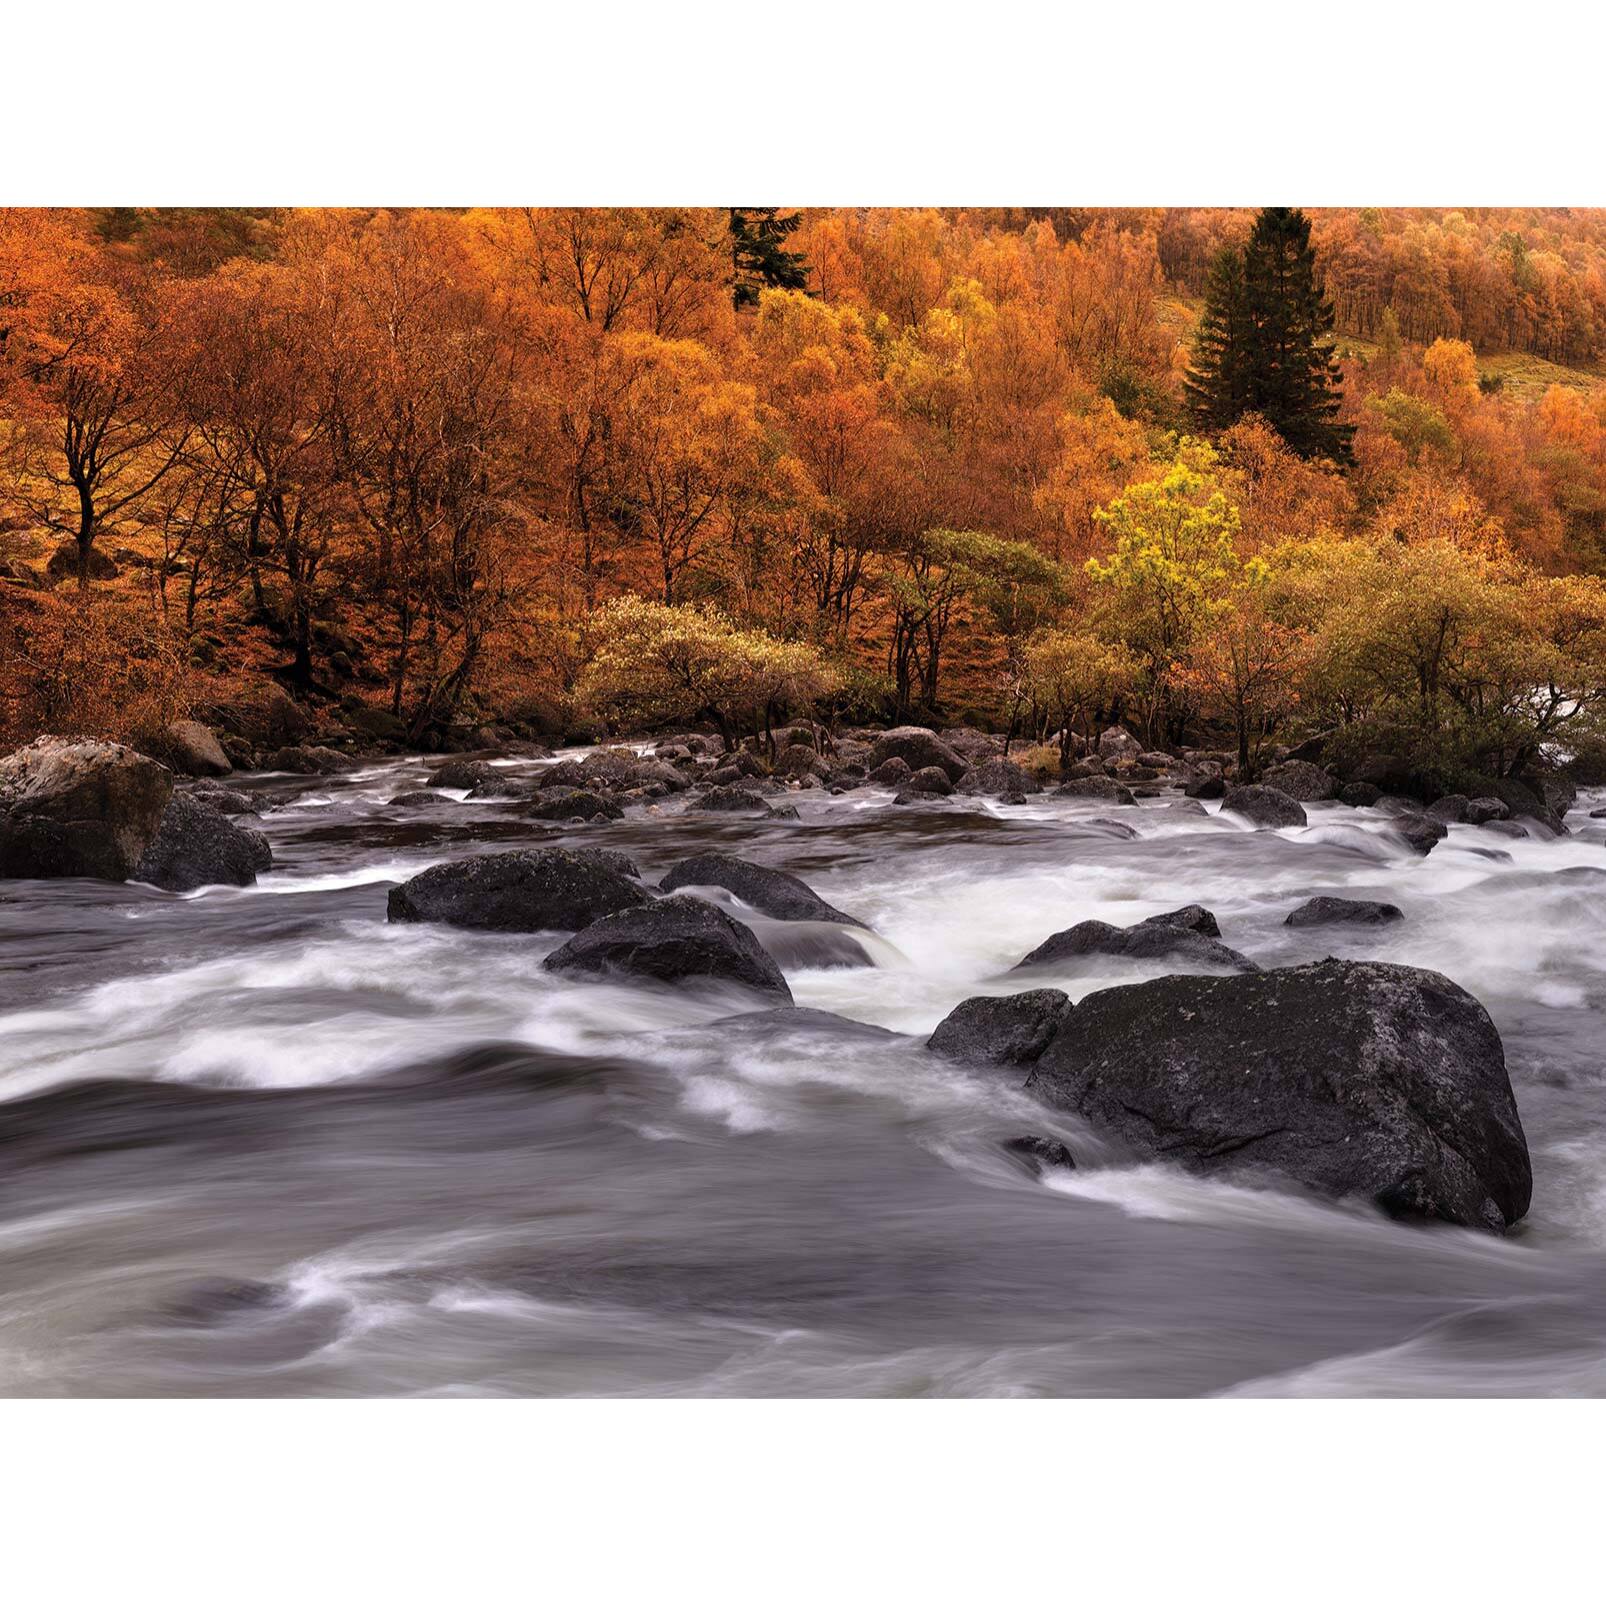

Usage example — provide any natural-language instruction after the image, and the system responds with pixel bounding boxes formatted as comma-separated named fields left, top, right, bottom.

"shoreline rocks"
left=134, top=794, right=272, bottom=892
left=0, top=736, right=173, bottom=881
left=1014, top=908, right=1256, bottom=974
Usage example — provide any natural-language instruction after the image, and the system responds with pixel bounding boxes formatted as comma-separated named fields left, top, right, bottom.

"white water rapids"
left=3, top=750, right=1606, bottom=1395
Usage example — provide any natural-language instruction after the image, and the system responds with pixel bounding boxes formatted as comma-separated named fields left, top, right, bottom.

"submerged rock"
left=1221, top=784, right=1307, bottom=829
left=659, top=852, right=862, bottom=925
left=387, top=847, right=651, bottom=931
left=0, top=736, right=173, bottom=881
left=135, top=793, right=272, bottom=891
left=1284, top=895, right=1404, bottom=928
left=1028, top=959, right=1531, bottom=1233
left=542, top=895, right=793, bottom=1000
left=1002, top=1135, right=1077, bottom=1174
left=525, top=788, right=623, bottom=821
left=1014, top=912, right=1256, bottom=974
left=928, top=989, right=1074, bottom=1067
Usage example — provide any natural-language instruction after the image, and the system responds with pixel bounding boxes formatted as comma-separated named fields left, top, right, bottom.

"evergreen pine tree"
left=729, top=208, right=811, bottom=308
left=1183, top=245, right=1252, bottom=430
left=1185, top=205, right=1353, bottom=463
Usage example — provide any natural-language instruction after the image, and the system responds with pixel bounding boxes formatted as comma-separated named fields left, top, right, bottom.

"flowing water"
left=3, top=751, right=1606, bottom=1396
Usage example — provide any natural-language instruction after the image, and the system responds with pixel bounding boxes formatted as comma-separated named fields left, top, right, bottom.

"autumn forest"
left=4, top=204, right=1606, bottom=786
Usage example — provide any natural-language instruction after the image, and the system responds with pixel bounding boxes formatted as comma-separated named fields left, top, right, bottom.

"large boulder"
left=263, top=745, right=358, bottom=776
left=146, top=720, right=232, bottom=778
left=905, top=765, right=953, bottom=796
left=865, top=727, right=969, bottom=783
left=203, top=685, right=311, bottom=749
left=1054, top=776, right=1136, bottom=805
left=1221, top=784, right=1307, bottom=829
left=1097, top=726, right=1143, bottom=764
left=1284, top=896, right=1404, bottom=928
left=659, top=852, right=862, bottom=926
left=956, top=756, right=1041, bottom=798
left=426, top=758, right=502, bottom=790
left=1261, top=760, right=1335, bottom=802
left=1028, top=959, right=1531, bottom=1233
left=386, top=847, right=651, bottom=932
left=0, top=736, right=173, bottom=881
left=542, top=895, right=793, bottom=1001
left=692, top=785, right=781, bottom=816
left=45, top=539, right=118, bottom=584
left=525, top=788, right=623, bottom=822
left=927, top=989, right=1074, bottom=1068
left=134, top=793, right=272, bottom=892
left=1013, top=912, right=1257, bottom=974
left=868, top=757, right=912, bottom=787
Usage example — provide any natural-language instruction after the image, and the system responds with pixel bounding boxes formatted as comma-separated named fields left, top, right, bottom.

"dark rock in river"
left=543, top=894, right=793, bottom=1001
left=868, top=756, right=912, bottom=787
left=525, top=788, right=624, bottom=822
left=865, top=727, right=970, bottom=783
left=1391, top=814, right=1447, bottom=856
left=1055, top=776, right=1136, bottom=805
left=1027, top=959, right=1532, bottom=1233
left=1184, top=773, right=1226, bottom=800
left=659, top=852, right=862, bottom=926
left=263, top=744, right=357, bottom=775
left=692, top=785, right=781, bottom=816
left=0, top=736, right=173, bottom=881
left=135, top=793, right=272, bottom=891
left=928, top=989, right=1074, bottom=1067
left=1337, top=781, right=1382, bottom=807
left=387, top=847, right=651, bottom=931
left=905, top=765, right=954, bottom=796
left=1284, top=895, right=1404, bottom=928
left=1013, top=912, right=1257, bottom=974
left=386, top=788, right=457, bottom=808
left=1002, top=1135, right=1077, bottom=1174
left=1466, top=797, right=1511, bottom=825
left=1221, top=784, right=1307, bottom=829
left=957, top=757, right=1041, bottom=798
left=1148, top=904, right=1221, bottom=937
left=426, top=758, right=502, bottom=790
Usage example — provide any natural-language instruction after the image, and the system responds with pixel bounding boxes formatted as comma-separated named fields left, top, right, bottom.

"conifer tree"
left=1185, top=206, right=1353, bottom=463
left=728, top=208, right=810, bottom=308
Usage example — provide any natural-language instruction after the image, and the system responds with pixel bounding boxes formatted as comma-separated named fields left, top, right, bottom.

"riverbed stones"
left=1338, top=782, right=1382, bottom=807
left=868, top=757, right=912, bottom=786
left=147, top=719, right=232, bottom=778
left=1221, top=784, right=1307, bottom=829
left=659, top=852, right=863, bottom=925
left=1027, top=959, right=1531, bottom=1233
left=386, top=846, right=651, bottom=931
left=928, top=989, right=1074, bottom=1067
left=0, top=736, right=174, bottom=881
left=426, top=758, right=502, bottom=790
left=542, top=894, right=793, bottom=1000
left=1284, top=896, right=1404, bottom=928
left=692, top=785, right=783, bottom=815
left=1002, top=1135, right=1077, bottom=1174
left=134, top=793, right=272, bottom=892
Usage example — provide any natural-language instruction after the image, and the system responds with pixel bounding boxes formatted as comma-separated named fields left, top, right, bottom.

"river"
left=3, top=749, right=1605, bottom=1396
